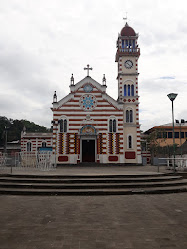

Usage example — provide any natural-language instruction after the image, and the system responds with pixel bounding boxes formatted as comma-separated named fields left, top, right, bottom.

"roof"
left=145, top=123, right=187, bottom=134
left=7, top=140, right=20, bottom=144
left=22, top=133, right=53, bottom=138
left=160, top=123, right=187, bottom=127
left=121, top=22, right=136, bottom=36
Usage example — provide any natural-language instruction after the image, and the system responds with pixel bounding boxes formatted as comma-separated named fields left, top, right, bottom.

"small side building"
left=21, top=132, right=53, bottom=153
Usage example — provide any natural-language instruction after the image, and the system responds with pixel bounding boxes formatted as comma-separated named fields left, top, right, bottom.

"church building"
left=51, top=22, right=142, bottom=165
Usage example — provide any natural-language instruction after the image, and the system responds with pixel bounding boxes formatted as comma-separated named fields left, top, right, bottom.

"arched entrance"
left=82, top=139, right=95, bottom=162
left=80, top=125, right=97, bottom=163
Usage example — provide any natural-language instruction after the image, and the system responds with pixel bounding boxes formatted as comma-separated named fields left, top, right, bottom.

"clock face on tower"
left=124, top=60, right=133, bottom=69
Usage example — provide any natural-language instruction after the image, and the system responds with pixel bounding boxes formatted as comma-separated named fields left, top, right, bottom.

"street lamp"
left=4, top=126, right=8, bottom=154
left=167, top=93, right=178, bottom=172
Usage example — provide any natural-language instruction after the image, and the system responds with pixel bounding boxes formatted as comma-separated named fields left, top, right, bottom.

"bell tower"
left=116, top=22, right=141, bottom=163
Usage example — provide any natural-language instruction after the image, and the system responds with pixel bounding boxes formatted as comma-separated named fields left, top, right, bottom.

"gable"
left=53, top=76, right=123, bottom=111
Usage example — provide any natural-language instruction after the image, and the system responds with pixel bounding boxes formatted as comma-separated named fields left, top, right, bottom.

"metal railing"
left=15, top=152, right=56, bottom=171
left=118, top=48, right=140, bottom=53
left=159, top=157, right=187, bottom=171
left=0, top=152, right=56, bottom=172
left=0, top=153, right=8, bottom=167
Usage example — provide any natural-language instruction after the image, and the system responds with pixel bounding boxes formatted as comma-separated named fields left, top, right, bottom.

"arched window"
left=109, top=119, right=112, bottom=132
left=128, top=85, right=130, bottom=96
left=59, top=119, right=67, bottom=133
left=126, top=109, right=133, bottom=123
left=133, top=40, right=135, bottom=49
left=109, top=118, right=117, bottom=133
left=124, top=83, right=135, bottom=97
left=131, top=85, right=134, bottom=96
left=130, top=110, right=133, bottom=122
left=125, top=40, right=129, bottom=51
left=124, top=85, right=127, bottom=96
left=60, top=120, right=64, bottom=132
left=64, top=120, right=67, bottom=132
left=42, top=142, right=46, bottom=148
left=128, top=135, right=132, bottom=149
left=113, top=119, right=116, bottom=132
left=126, top=110, right=129, bottom=123
left=27, top=142, right=32, bottom=152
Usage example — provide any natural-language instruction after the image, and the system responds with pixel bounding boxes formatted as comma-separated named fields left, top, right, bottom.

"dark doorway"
left=82, top=140, right=95, bottom=162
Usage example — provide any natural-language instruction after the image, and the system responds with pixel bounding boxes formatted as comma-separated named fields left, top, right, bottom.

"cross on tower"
left=123, top=12, right=128, bottom=24
left=84, top=64, right=93, bottom=76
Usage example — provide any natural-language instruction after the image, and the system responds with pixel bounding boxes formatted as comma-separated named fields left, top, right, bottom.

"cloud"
left=139, top=76, right=187, bottom=131
left=159, top=76, right=175, bottom=80
left=0, top=0, right=187, bottom=133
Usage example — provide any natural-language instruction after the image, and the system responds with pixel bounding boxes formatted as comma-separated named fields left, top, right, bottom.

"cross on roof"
left=84, top=64, right=93, bottom=76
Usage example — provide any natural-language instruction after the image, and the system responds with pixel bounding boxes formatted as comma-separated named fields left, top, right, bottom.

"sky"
left=0, top=0, right=187, bottom=132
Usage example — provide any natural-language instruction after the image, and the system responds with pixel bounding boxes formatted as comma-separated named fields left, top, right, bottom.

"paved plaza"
left=0, top=166, right=187, bottom=248
left=0, top=193, right=187, bottom=249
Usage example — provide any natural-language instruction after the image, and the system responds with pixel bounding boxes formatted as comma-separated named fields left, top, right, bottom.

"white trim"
left=53, top=111, right=123, bottom=115
left=123, top=79, right=135, bottom=84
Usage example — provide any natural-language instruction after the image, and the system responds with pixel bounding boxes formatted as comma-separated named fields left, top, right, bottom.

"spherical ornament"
left=83, top=84, right=93, bottom=93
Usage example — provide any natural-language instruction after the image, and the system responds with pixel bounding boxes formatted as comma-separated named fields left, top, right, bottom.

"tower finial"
left=70, top=73, right=74, bottom=85
left=53, top=91, right=57, bottom=103
left=123, top=12, right=128, bottom=24
left=102, top=74, right=106, bottom=86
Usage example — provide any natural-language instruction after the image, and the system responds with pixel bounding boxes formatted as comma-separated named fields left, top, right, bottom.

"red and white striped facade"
left=21, top=133, right=53, bottom=152
left=115, top=22, right=141, bottom=164
left=21, top=22, right=142, bottom=165
left=52, top=77, right=128, bottom=164
left=51, top=22, right=142, bottom=165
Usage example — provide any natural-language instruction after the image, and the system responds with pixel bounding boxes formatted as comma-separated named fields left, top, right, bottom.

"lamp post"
left=4, top=126, right=8, bottom=154
left=167, top=93, right=178, bottom=172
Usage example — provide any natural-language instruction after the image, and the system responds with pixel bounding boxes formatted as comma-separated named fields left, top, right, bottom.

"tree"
left=146, top=128, right=167, bottom=157
left=0, top=116, right=50, bottom=146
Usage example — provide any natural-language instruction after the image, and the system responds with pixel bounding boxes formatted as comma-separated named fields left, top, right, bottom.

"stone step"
left=0, top=173, right=169, bottom=178
left=0, top=179, right=186, bottom=189
left=0, top=175, right=182, bottom=184
left=0, top=173, right=186, bottom=195
left=0, top=185, right=187, bottom=195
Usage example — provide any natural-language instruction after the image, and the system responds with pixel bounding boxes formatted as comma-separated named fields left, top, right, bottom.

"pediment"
left=70, top=76, right=106, bottom=94
left=52, top=76, right=123, bottom=111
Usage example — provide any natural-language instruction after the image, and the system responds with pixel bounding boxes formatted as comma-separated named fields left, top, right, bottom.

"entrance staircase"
left=0, top=173, right=187, bottom=195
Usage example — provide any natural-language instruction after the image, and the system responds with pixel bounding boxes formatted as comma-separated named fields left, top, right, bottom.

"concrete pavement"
left=0, top=165, right=187, bottom=248
left=0, top=165, right=169, bottom=176
left=0, top=193, right=187, bottom=249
